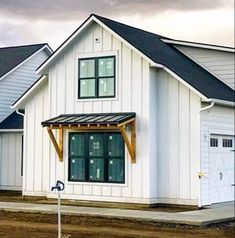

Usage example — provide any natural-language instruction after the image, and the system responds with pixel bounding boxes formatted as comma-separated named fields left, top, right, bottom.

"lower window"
left=69, top=132, right=124, bottom=183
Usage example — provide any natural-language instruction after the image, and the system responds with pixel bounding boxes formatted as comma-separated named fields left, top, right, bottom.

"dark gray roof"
left=0, top=43, right=48, bottom=78
left=0, top=111, right=23, bottom=130
left=93, top=14, right=234, bottom=102
left=42, top=112, right=136, bottom=127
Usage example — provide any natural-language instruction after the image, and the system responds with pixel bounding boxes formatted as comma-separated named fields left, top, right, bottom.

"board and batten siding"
left=23, top=81, right=49, bottom=195
left=152, top=69, right=201, bottom=205
left=0, top=132, right=23, bottom=190
left=23, top=22, right=153, bottom=203
left=175, top=46, right=235, bottom=90
left=0, top=49, right=49, bottom=123
left=200, top=105, right=235, bottom=206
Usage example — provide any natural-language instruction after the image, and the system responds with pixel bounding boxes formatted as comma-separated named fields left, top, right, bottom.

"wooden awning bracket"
left=47, top=127, right=63, bottom=162
left=119, top=121, right=136, bottom=163
left=46, top=119, right=136, bottom=163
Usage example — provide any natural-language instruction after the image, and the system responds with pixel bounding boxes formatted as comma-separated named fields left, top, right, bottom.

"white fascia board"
left=162, top=39, right=235, bottom=53
left=36, top=15, right=161, bottom=75
left=0, top=45, right=52, bottom=82
left=151, top=63, right=209, bottom=101
left=11, top=75, right=48, bottom=109
left=36, top=17, right=95, bottom=74
left=0, top=129, right=23, bottom=132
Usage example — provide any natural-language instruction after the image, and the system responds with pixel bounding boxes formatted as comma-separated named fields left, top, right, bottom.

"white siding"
left=0, top=132, right=23, bottom=190
left=23, top=22, right=153, bottom=203
left=23, top=81, right=49, bottom=196
left=200, top=105, right=235, bottom=205
left=175, top=46, right=235, bottom=90
left=0, top=49, right=49, bottom=122
left=153, top=69, right=201, bottom=205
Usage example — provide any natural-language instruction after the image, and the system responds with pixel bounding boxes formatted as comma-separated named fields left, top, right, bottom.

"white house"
left=12, top=14, right=235, bottom=206
left=0, top=43, right=52, bottom=190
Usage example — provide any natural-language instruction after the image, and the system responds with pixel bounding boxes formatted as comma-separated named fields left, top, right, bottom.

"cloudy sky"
left=0, top=0, right=234, bottom=50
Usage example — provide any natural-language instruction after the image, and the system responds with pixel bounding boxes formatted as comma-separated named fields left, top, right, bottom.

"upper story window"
left=78, top=56, right=115, bottom=99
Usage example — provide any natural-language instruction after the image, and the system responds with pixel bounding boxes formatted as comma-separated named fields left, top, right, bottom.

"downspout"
left=198, top=100, right=215, bottom=208
left=16, top=109, right=25, bottom=117
left=199, top=101, right=215, bottom=112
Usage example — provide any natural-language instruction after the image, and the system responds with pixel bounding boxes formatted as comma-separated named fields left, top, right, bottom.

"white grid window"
left=210, top=138, right=218, bottom=147
left=222, top=139, right=233, bottom=148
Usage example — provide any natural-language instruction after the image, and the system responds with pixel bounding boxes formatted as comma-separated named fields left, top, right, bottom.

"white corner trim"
left=162, top=39, right=235, bottom=53
left=11, top=75, right=48, bottom=109
left=0, top=45, right=52, bottom=82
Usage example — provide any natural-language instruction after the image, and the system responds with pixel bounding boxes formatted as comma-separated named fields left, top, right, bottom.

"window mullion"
left=95, top=58, right=99, bottom=98
left=85, top=132, right=89, bottom=181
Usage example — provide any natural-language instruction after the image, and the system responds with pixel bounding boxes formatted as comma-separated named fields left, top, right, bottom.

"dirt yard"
left=0, top=210, right=234, bottom=238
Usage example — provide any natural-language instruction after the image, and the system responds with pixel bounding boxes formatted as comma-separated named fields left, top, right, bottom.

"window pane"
left=89, top=158, right=104, bottom=181
left=79, top=59, right=95, bottom=78
left=70, top=134, right=85, bottom=156
left=223, top=139, right=233, bottom=147
left=69, top=157, right=85, bottom=181
left=108, top=133, right=124, bottom=157
left=108, top=158, right=124, bottom=182
left=98, top=57, right=114, bottom=77
left=80, top=79, right=95, bottom=97
left=98, top=78, right=114, bottom=97
left=88, top=134, right=104, bottom=156
left=210, top=138, right=218, bottom=147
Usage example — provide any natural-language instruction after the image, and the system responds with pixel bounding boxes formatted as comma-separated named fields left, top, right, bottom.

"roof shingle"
left=0, top=43, right=47, bottom=78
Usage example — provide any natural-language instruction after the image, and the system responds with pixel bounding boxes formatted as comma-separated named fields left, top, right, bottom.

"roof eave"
left=162, top=39, right=235, bottom=53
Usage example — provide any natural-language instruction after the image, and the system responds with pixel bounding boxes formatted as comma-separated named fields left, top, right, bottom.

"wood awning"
left=42, top=112, right=136, bottom=163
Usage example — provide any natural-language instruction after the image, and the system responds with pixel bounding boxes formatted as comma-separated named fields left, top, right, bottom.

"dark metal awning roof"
left=42, top=112, right=136, bottom=127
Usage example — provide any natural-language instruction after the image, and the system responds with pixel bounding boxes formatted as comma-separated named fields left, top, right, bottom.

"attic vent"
left=94, top=37, right=100, bottom=43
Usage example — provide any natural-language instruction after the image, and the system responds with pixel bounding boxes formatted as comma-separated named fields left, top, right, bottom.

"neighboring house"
left=0, top=43, right=52, bottom=190
left=12, top=14, right=234, bottom=206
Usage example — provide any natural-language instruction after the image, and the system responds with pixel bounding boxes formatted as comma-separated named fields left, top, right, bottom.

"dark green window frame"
left=68, top=132, right=125, bottom=183
left=78, top=56, right=116, bottom=99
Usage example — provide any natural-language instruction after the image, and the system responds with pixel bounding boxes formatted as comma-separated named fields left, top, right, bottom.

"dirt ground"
left=0, top=211, right=234, bottom=238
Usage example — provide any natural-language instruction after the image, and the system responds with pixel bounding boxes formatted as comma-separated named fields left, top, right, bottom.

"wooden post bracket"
left=119, top=120, right=136, bottom=163
left=47, top=127, right=63, bottom=162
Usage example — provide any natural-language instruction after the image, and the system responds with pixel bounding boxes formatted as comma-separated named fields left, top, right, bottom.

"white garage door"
left=209, top=135, right=235, bottom=204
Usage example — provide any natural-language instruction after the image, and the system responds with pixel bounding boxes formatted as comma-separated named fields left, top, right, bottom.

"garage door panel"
left=209, top=134, right=234, bottom=204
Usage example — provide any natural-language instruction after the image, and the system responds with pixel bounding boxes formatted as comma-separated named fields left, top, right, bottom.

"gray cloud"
left=0, top=0, right=233, bottom=21
left=0, top=22, right=36, bottom=46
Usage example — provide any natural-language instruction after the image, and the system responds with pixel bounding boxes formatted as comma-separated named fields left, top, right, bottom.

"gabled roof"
left=0, top=43, right=51, bottom=78
left=33, top=14, right=235, bottom=103
left=0, top=111, right=23, bottom=130
left=93, top=15, right=234, bottom=102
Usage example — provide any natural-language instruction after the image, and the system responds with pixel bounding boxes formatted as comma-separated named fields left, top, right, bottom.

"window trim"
left=68, top=132, right=125, bottom=184
left=78, top=56, right=116, bottom=99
